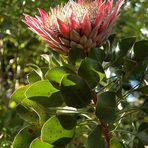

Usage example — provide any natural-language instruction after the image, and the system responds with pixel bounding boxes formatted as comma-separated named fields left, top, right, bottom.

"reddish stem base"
left=92, top=91, right=111, bottom=148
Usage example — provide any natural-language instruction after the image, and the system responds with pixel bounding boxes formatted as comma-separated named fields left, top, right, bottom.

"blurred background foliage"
left=0, top=0, right=147, bottom=147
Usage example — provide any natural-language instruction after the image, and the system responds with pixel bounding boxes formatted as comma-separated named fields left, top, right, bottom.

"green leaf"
left=29, top=138, right=53, bottom=148
left=68, top=48, right=85, bottom=66
left=25, top=80, right=63, bottom=107
left=110, top=137, right=125, bottom=148
left=11, top=85, right=30, bottom=103
left=45, top=66, right=73, bottom=88
left=41, top=116, right=75, bottom=146
left=108, top=34, right=116, bottom=48
left=27, top=63, right=43, bottom=79
left=124, top=59, right=137, bottom=72
left=88, top=125, right=107, bottom=148
left=95, top=91, right=116, bottom=123
left=118, top=37, right=136, bottom=57
left=138, top=86, right=148, bottom=95
left=57, top=114, right=77, bottom=130
left=16, top=104, right=39, bottom=125
left=60, top=74, right=92, bottom=108
left=134, top=40, right=148, bottom=61
left=88, top=48, right=105, bottom=64
left=137, top=122, right=148, bottom=145
left=112, top=37, right=136, bottom=67
left=29, top=92, right=63, bottom=107
left=27, top=70, right=41, bottom=83
left=12, top=126, right=40, bottom=148
left=25, top=80, right=58, bottom=98
left=78, top=58, right=105, bottom=88
left=21, top=98, right=47, bottom=125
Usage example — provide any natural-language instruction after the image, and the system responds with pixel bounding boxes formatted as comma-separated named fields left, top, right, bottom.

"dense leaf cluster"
left=11, top=36, right=148, bottom=147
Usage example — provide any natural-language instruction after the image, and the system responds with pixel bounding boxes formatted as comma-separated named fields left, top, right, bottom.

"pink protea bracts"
left=23, top=0, right=123, bottom=54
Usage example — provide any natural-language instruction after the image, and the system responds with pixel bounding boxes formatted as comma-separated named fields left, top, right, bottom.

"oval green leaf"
left=68, top=48, right=85, bottom=66
left=12, top=126, right=40, bottom=148
left=134, top=40, right=148, bottom=61
left=29, top=92, right=63, bottom=107
left=11, top=85, right=30, bottom=103
left=60, top=74, right=92, bottom=108
left=41, top=116, right=75, bottom=146
left=29, top=138, right=53, bottom=148
left=78, top=58, right=105, bottom=88
left=57, top=114, right=77, bottom=130
left=27, top=70, right=41, bottom=83
left=45, top=66, right=73, bottom=88
left=25, top=80, right=58, bottom=98
left=95, top=91, right=116, bottom=123
left=16, top=104, right=39, bottom=125
left=88, top=48, right=105, bottom=64
left=118, top=37, right=136, bottom=57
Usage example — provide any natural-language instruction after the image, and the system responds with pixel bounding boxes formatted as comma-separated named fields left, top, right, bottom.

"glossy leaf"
left=88, top=48, right=105, bottom=64
left=16, top=104, right=39, bottom=125
left=27, top=70, right=41, bottom=83
left=60, top=74, right=92, bottom=108
left=41, top=116, right=75, bottom=146
left=78, top=57, right=105, bottom=88
left=21, top=98, right=47, bottom=125
left=96, top=92, right=116, bottom=123
left=134, top=40, right=148, bottom=61
left=45, top=66, right=73, bottom=88
left=12, top=126, right=40, bottom=148
left=88, top=125, right=107, bottom=148
left=108, top=34, right=116, bottom=48
left=29, top=138, right=53, bottom=148
left=68, top=48, right=85, bottom=66
left=57, top=114, right=77, bottom=130
left=11, top=85, right=30, bottom=103
left=118, top=37, right=136, bottom=57
left=25, top=80, right=58, bottom=98
left=29, top=92, right=63, bottom=107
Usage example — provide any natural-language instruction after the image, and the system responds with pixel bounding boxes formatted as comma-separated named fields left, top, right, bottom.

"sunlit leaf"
left=27, top=70, right=41, bottom=83
left=11, top=85, right=30, bottom=103
left=45, top=66, right=73, bottom=88
left=12, top=126, right=40, bottom=148
left=41, top=116, right=75, bottom=146
left=29, top=138, right=53, bottom=148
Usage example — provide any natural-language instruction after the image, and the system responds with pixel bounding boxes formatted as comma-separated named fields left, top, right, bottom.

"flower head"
left=23, top=0, right=123, bottom=54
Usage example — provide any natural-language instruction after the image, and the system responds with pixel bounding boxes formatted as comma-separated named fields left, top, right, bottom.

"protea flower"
left=23, top=0, right=123, bottom=54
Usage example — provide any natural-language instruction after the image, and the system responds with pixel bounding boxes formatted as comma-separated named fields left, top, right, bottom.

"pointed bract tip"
left=38, top=8, right=47, bottom=19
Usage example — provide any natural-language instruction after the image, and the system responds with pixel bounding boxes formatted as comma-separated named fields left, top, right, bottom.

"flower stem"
left=92, top=90, right=111, bottom=148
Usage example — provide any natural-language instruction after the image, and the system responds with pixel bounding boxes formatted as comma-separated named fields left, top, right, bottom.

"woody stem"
left=92, top=91, right=111, bottom=148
